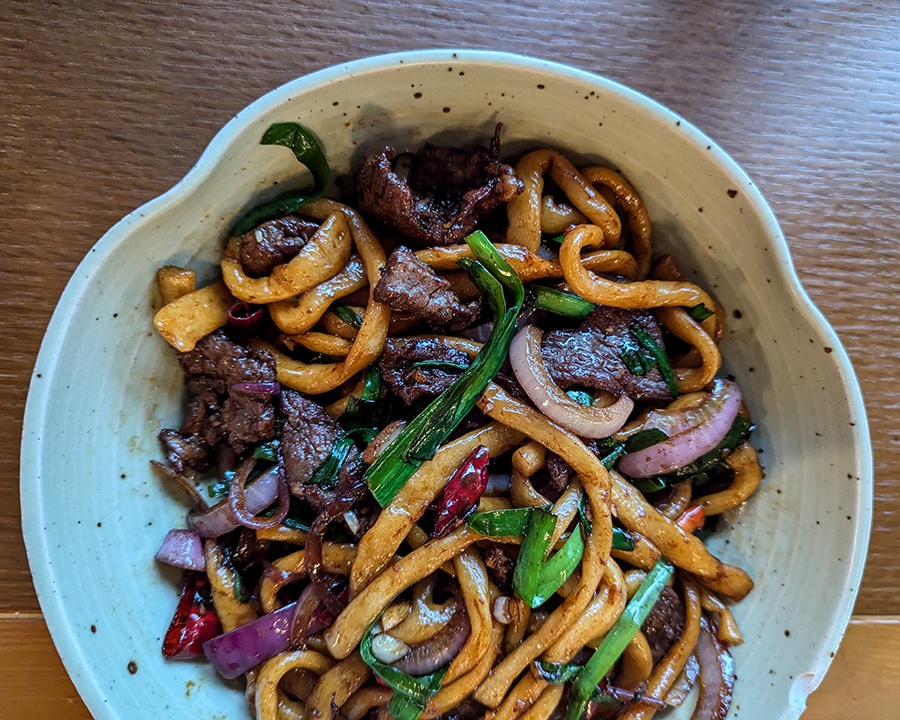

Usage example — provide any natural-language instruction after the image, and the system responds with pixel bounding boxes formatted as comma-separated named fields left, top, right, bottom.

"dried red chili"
left=432, top=444, right=490, bottom=538
left=162, top=572, right=222, bottom=659
left=675, top=505, right=706, bottom=534
left=227, top=301, right=264, bottom=330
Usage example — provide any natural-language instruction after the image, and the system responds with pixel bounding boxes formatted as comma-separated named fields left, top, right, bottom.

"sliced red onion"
left=510, top=325, right=634, bottom=438
left=189, top=466, right=281, bottom=538
left=618, top=380, right=742, bottom=478
left=640, top=380, right=733, bottom=438
left=155, top=529, right=206, bottom=571
left=390, top=602, right=470, bottom=676
left=203, top=601, right=297, bottom=679
left=691, top=619, right=735, bottom=720
left=228, top=459, right=290, bottom=530
left=485, top=472, right=512, bottom=496
left=665, top=653, right=700, bottom=707
left=231, top=381, right=280, bottom=395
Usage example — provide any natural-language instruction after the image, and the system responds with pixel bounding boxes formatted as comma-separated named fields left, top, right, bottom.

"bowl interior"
left=21, top=50, right=871, bottom=720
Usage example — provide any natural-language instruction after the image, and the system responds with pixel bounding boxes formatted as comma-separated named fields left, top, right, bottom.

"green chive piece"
left=513, top=508, right=557, bottom=608
left=566, top=389, right=594, bottom=407
left=232, top=123, right=331, bottom=236
left=410, top=360, right=470, bottom=372
left=688, top=303, right=714, bottom=322
left=630, top=325, right=679, bottom=398
left=308, top=436, right=355, bottom=487
left=534, top=659, right=583, bottom=684
left=467, top=507, right=534, bottom=536
left=532, top=523, right=585, bottom=605
left=531, top=285, right=595, bottom=319
left=564, top=559, right=674, bottom=720
left=333, top=304, right=363, bottom=329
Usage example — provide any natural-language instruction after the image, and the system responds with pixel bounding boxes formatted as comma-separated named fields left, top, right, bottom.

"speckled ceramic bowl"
left=21, top=50, right=871, bottom=720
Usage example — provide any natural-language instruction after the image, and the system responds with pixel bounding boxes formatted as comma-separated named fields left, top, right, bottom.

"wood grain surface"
left=1, top=0, right=897, bottom=716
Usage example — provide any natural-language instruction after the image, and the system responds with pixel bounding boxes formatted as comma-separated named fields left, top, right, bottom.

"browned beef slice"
left=280, top=389, right=343, bottom=504
left=239, top=215, right=320, bottom=277
left=373, top=246, right=481, bottom=330
left=356, top=124, right=523, bottom=246
left=641, top=587, right=686, bottom=663
left=541, top=306, right=673, bottom=402
left=159, top=331, right=277, bottom=471
left=482, top=545, right=516, bottom=592
left=380, top=338, right=471, bottom=406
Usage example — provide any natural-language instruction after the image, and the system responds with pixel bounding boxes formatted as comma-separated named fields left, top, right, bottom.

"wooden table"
left=2, top=1, right=897, bottom=716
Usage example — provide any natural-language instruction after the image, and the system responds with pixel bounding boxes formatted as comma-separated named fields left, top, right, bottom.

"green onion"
left=665, top=415, right=754, bottom=480
left=232, top=123, right=331, bottom=236
left=467, top=507, right=535, bottom=536
left=360, top=622, right=447, bottom=720
left=308, top=435, right=355, bottom=487
left=333, top=304, right=363, bottom=329
left=533, top=524, right=584, bottom=605
left=623, top=428, right=669, bottom=454
left=564, top=559, right=674, bottom=720
left=208, top=478, right=230, bottom=499
left=531, top=285, right=594, bottom=319
left=341, top=365, right=388, bottom=440
left=631, top=476, right=669, bottom=494
left=513, top=509, right=585, bottom=608
left=630, top=325, right=679, bottom=398
left=410, top=360, right=470, bottom=372
left=364, top=231, right=524, bottom=507
left=688, top=303, right=714, bottom=322
left=566, top=389, right=594, bottom=407
left=600, top=444, right=627, bottom=469
left=513, top=508, right=557, bottom=608
left=534, top=660, right=582, bottom=684
left=252, top=439, right=281, bottom=462
left=547, top=234, right=565, bottom=245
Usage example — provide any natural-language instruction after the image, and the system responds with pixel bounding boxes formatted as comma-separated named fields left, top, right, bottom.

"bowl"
left=21, top=50, right=872, bottom=720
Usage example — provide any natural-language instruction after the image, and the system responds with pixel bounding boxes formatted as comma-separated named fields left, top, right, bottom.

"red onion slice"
left=510, top=325, right=634, bottom=438
left=618, top=380, right=742, bottom=478
left=227, top=301, right=264, bottom=329
left=189, top=466, right=281, bottom=538
left=155, top=529, right=206, bottom=571
left=228, top=459, right=290, bottom=530
left=640, top=380, right=733, bottom=437
left=691, top=619, right=735, bottom=720
left=203, top=601, right=298, bottom=679
left=389, top=601, right=470, bottom=676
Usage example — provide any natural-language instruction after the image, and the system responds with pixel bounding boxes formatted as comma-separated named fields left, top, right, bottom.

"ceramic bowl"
left=21, top=50, right=872, bottom=720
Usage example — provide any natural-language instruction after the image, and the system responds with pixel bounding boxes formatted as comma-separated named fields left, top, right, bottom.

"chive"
left=252, top=439, right=280, bottom=462
left=564, top=559, right=674, bottom=720
left=513, top=508, right=557, bottom=608
left=623, top=428, right=669, bottom=454
left=532, top=524, right=584, bottom=605
left=308, top=436, right=355, bottom=487
left=531, top=285, right=594, bottom=318
left=665, top=416, right=755, bottom=479
left=546, top=233, right=565, bottom=245
left=333, top=304, right=363, bottom=329
left=467, top=507, right=534, bottom=536
left=232, top=123, right=331, bottom=236
left=688, top=303, right=714, bottom=322
left=342, top=365, right=389, bottom=439
left=410, top=360, right=470, bottom=372
left=208, top=478, right=230, bottom=499
left=600, top=444, right=626, bottom=469
left=534, top=660, right=583, bottom=684
left=360, top=622, right=447, bottom=720
left=364, top=231, right=524, bottom=507
left=566, top=389, right=593, bottom=407
left=631, top=476, right=669, bottom=494
left=630, top=325, right=679, bottom=398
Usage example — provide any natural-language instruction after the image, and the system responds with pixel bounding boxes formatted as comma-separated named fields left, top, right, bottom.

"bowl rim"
left=20, top=48, right=873, bottom=720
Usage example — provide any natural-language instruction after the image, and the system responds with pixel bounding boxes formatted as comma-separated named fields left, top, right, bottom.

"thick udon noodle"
left=154, top=148, right=760, bottom=720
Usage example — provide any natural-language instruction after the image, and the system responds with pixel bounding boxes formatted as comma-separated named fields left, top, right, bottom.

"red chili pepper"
left=227, top=301, right=264, bottom=330
left=675, top=505, right=706, bottom=534
left=432, top=444, right=490, bottom=539
left=162, top=572, right=222, bottom=659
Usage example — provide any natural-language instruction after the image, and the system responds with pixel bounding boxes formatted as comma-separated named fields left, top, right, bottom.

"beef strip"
left=280, top=389, right=342, bottom=505
left=158, top=330, right=277, bottom=472
left=380, top=337, right=471, bottom=406
left=373, top=246, right=481, bottom=330
left=239, top=215, right=321, bottom=277
left=641, top=586, right=686, bottom=663
left=541, top=306, right=673, bottom=402
left=482, top=545, right=516, bottom=592
left=356, top=124, right=523, bottom=246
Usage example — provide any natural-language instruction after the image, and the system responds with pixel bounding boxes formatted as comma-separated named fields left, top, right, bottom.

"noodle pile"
left=152, top=140, right=761, bottom=720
